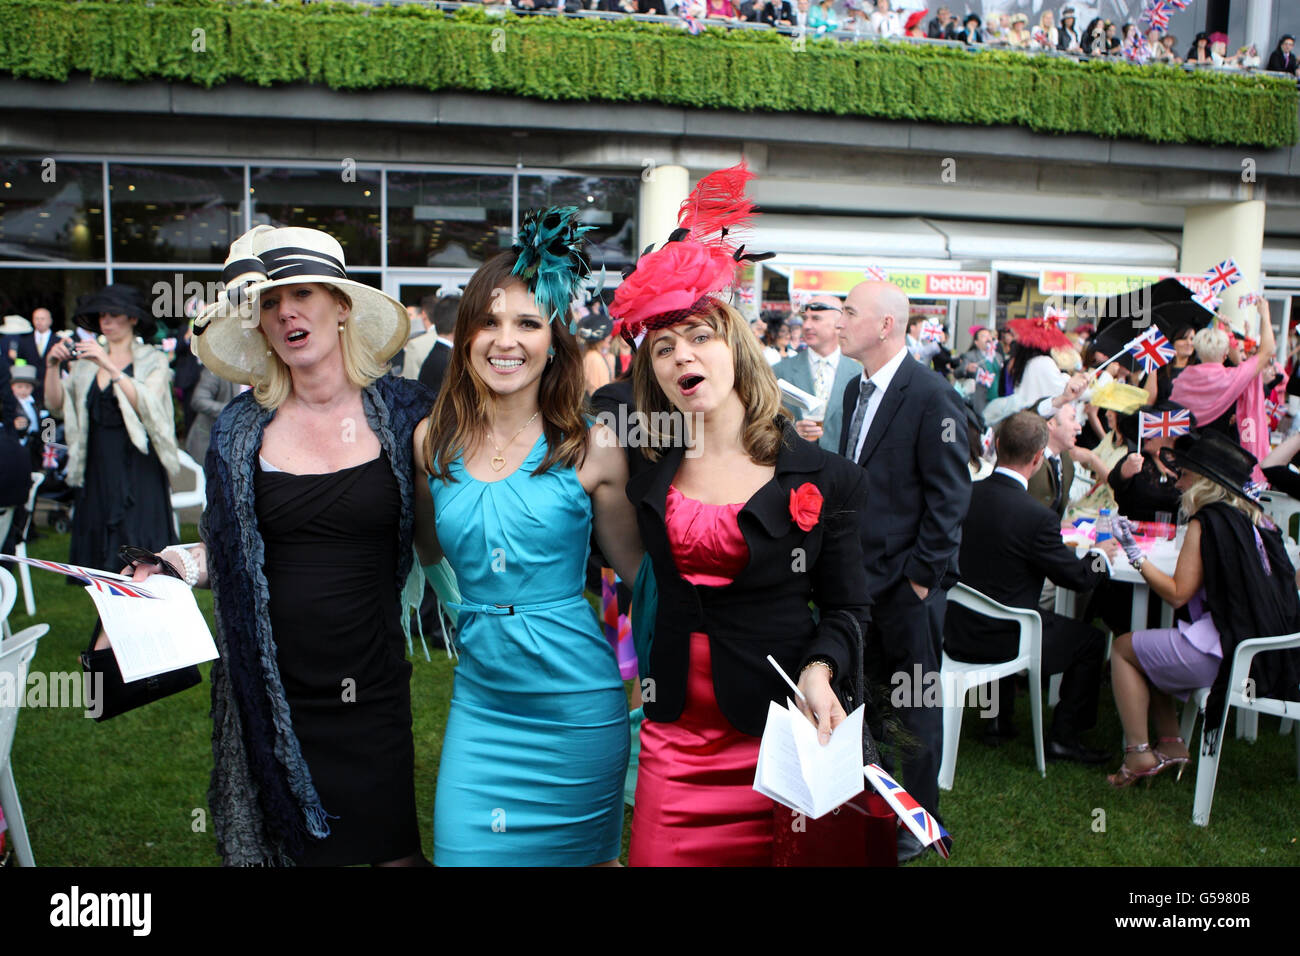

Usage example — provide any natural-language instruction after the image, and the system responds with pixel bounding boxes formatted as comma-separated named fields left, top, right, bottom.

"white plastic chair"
left=1260, top=491, right=1300, bottom=545
left=13, top=471, right=44, bottom=617
left=939, top=582, right=1047, bottom=790
left=0, top=567, right=18, bottom=639
left=1176, top=630, right=1300, bottom=826
left=170, top=451, right=206, bottom=537
left=1, top=622, right=50, bottom=866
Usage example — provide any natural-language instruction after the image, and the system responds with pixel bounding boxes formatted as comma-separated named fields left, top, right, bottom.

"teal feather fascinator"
left=510, top=206, right=597, bottom=331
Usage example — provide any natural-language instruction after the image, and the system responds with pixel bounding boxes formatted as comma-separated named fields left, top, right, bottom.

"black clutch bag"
left=78, top=547, right=203, bottom=723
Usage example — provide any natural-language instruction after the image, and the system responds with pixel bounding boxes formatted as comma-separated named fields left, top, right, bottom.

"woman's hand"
left=46, top=340, right=74, bottom=367
left=74, top=337, right=114, bottom=370
left=1120, top=453, right=1143, bottom=479
left=796, top=663, right=846, bottom=745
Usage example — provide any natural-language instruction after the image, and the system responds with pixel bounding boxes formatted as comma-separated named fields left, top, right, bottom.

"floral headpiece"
left=510, top=206, right=597, bottom=331
left=611, top=163, right=771, bottom=348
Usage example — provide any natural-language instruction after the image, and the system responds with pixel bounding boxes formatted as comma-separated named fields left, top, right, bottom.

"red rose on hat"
left=789, top=482, right=823, bottom=532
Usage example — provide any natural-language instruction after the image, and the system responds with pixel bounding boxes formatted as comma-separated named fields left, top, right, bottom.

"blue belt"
left=447, top=594, right=583, bottom=616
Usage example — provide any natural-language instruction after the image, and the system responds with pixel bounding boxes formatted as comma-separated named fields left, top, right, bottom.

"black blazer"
left=417, top=340, right=452, bottom=396
left=945, top=472, right=1110, bottom=662
left=628, top=420, right=871, bottom=736
left=838, top=353, right=971, bottom=598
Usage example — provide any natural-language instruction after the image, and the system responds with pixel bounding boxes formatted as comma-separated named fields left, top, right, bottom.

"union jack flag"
left=865, top=763, right=950, bottom=858
left=864, top=266, right=890, bottom=282
left=976, top=367, right=995, bottom=388
left=1265, top=398, right=1283, bottom=430
left=919, top=320, right=945, bottom=343
left=1238, top=291, right=1260, bottom=307
left=735, top=286, right=755, bottom=306
left=1128, top=328, right=1175, bottom=375
left=1044, top=305, right=1069, bottom=330
left=41, top=442, right=60, bottom=470
left=1142, top=1, right=1170, bottom=30
left=1140, top=409, right=1192, bottom=438
left=1204, top=258, right=1242, bottom=293
left=0, top=556, right=158, bottom=598
left=1193, top=288, right=1222, bottom=314
left=1166, top=0, right=1188, bottom=8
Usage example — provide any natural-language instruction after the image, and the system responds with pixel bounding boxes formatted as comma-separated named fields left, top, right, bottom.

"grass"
left=5, top=526, right=1297, bottom=866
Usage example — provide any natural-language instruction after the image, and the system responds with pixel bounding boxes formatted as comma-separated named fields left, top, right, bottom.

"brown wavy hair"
left=631, top=298, right=784, bottom=464
left=424, top=252, right=587, bottom=481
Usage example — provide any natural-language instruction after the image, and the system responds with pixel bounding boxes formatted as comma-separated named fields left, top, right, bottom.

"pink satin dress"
left=628, top=486, right=776, bottom=867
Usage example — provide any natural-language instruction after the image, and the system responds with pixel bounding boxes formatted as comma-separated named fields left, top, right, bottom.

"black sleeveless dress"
left=254, top=452, right=420, bottom=866
left=68, top=365, right=176, bottom=572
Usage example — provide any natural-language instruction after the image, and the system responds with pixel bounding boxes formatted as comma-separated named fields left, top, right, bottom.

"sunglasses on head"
left=804, top=303, right=842, bottom=314
left=118, top=546, right=184, bottom=581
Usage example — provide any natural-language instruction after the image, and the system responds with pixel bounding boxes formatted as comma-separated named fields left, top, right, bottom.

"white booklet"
left=753, top=699, right=866, bottom=820
left=777, top=379, right=828, bottom=423
left=2, top=555, right=218, bottom=682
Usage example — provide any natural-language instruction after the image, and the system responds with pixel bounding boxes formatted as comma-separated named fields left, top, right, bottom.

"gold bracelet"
left=801, top=659, right=834, bottom=678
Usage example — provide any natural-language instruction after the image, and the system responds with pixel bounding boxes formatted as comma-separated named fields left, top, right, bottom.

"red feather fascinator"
left=1007, top=315, right=1071, bottom=352
left=611, top=163, right=767, bottom=346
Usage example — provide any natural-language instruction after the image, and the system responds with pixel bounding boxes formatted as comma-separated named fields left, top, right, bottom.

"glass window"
left=0, top=160, right=105, bottom=262
left=517, top=174, right=638, bottom=273
left=250, top=167, right=381, bottom=267
left=109, top=164, right=244, bottom=264
left=112, top=267, right=225, bottom=335
left=387, top=172, right=513, bottom=268
left=0, top=267, right=105, bottom=333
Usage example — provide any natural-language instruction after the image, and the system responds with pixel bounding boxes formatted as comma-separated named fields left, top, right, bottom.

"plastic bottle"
left=1095, top=508, right=1113, bottom=544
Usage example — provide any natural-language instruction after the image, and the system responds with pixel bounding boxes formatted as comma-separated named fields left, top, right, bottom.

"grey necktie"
left=846, top=379, right=877, bottom=459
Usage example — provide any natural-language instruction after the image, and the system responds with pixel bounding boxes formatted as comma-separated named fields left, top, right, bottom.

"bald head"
left=837, top=281, right=911, bottom=374
left=32, top=308, right=52, bottom=332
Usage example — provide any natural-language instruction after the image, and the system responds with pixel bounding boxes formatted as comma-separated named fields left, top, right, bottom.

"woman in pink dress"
left=612, top=165, right=873, bottom=865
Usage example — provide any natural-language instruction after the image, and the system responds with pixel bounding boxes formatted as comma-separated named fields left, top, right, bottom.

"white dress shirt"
left=993, top=465, right=1029, bottom=491
left=850, top=346, right=907, bottom=462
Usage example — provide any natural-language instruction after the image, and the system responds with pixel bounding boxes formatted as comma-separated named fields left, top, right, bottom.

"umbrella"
left=1089, top=279, right=1214, bottom=366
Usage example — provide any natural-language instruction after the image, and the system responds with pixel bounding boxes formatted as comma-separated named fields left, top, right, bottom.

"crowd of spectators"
left=474, top=0, right=1300, bottom=76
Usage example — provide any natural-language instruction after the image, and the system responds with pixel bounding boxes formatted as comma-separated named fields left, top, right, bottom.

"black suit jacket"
left=417, top=340, right=452, bottom=396
left=15, top=331, right=54, bottom=405
left=629, top=420, right=871, bottom=736
left=945, top=472, right=1110, bottom=662
left=839, top=353, right=971, bottom=598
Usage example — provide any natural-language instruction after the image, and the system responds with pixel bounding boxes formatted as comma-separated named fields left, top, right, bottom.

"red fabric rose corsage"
left=789, top=482, right=823, bottom=532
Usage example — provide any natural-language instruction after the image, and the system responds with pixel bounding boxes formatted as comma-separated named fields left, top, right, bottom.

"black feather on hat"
left=73, top=284, right=156, bottom=340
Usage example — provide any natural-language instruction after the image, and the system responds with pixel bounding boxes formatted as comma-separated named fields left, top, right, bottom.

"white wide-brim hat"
left=0, top=314, right=32, bottom=335
left=194, top=225, right=407, bottom=386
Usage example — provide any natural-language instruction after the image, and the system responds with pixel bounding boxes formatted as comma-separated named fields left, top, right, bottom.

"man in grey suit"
left=772, top=294, right=862, bottom=452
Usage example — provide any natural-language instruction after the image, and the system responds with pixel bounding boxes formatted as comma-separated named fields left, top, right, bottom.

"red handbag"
left=771, top=792, right=898, bottom=867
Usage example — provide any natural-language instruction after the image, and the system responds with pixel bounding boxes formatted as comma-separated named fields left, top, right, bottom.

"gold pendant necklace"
left=489, top=411, right=540, bottom=471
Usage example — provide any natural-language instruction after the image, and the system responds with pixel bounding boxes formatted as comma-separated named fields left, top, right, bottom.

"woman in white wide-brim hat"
left=130, top=224, right=435, bottom=866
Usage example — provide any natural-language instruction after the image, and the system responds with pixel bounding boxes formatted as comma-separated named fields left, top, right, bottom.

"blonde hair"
left=631, top=299, right=785, bottom=464
left=250, top=285, right=387, bottom=410
left=1181, top=473, right=1264, bottom=527
left=1193, top=326, right=1229, bottom=364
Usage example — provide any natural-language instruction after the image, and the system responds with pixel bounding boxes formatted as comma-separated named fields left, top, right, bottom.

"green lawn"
left=5, top=526, right=1296, bottom=866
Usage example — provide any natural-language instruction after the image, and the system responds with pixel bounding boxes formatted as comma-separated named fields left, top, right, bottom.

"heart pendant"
left=490, top=455, right=506, bottom=472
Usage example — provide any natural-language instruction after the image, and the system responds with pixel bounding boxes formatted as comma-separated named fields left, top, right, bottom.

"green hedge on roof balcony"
left=0, top=0, right=1295, bottom=148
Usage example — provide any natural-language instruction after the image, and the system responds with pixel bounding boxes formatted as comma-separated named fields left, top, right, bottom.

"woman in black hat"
left=576, top=306, right=615, bottom=397
left=44, top=283, right=179, bottom=572
left=1106, top=430, right=1300, bottom=786
left=959, top=12, right=982, bottom=44
left=1186, top=32, right=1212, bottom=65
left=1058, top=6, right=1080, bottom=52
left=1110, top=400, right=1195, bottom=522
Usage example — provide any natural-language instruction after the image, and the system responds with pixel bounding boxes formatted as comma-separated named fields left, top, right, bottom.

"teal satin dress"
left=429, top=434, right=629, bottom=866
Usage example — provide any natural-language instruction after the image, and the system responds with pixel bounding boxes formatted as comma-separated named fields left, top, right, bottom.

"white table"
left=1055, top=534, right=1300, bottom=635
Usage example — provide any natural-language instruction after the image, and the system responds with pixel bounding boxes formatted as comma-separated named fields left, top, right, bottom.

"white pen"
left=766, top=653, right=808, bottom=705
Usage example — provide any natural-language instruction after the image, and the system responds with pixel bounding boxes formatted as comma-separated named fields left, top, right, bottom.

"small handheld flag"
left=1044, top=305, right=1069, bottom=330
left=1192, top=288, right=1221, bottom=314
left=1129, top=328, right=1175, bottom=376
left=976, top=367, right=995, bottom=388
left=864, top=763, right=951, bottom=859
left=920, top=320, right=944, bottom=344
left=1204, top=258, right=1242, bottom=294
left=864, top=266, right=890, bottom=282
left=1238, top=291, right=1260, bottom=307
left=1139, top=409, right=1192, bottom=439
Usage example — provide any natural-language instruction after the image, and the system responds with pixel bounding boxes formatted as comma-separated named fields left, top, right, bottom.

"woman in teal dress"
left=413, top=212, right=643, bottom=866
